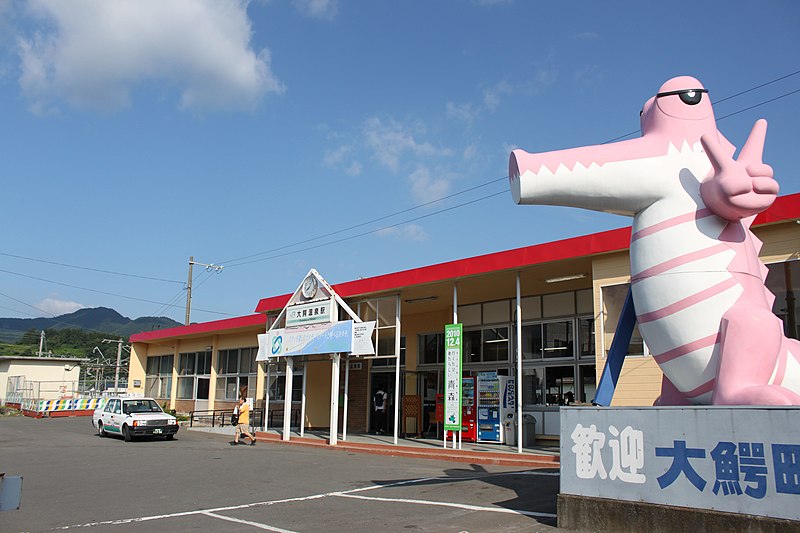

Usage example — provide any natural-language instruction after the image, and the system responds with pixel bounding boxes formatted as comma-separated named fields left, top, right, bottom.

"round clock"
left=301, top=275, right=318, bottom=299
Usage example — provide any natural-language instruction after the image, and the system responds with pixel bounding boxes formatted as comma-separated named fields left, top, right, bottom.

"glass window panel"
left=421, top=333, right=443, bottom=365
left=545, top=365, right=575, bottom=405
left=464, top=329, right=482, bottom=363
left=521, top=324, right=543, bottom=360
left=359, top=301, right=378, bottom=323
left=179, top=353, right=195, bottom=376
left=543, top=292, right=575, bottom=318
left=578, top=318, right=595, bottom=358
left=522, top=368, right=544, bottom=406
left=458, top=304, right=481, bottom=326
left=145, top=377, right=159, bottom=397
left=377, top=333, right=396, bottom=357
left=766, top=261, right=800, bottom=340
left=543, top=321, right=574, bottom=358
left=225, top=376, right=238, bottom=400
left=146, top=357, right=159, bottom=375
left=225, top=350, right=239, bottom=374
left=601, top=284, right=644, bottom=356
left=198, top=352, right=211, bottom=375
left=177, top=377, right=194, bottom=399
left=521, top=296, right=542, bottom=321
left=160, top=355, right=173, bottom=375
left=159, top=376, right=172, bottom=398
left=579, top=365, right=597, bottom=404
left=215, top=377, right=226, bottom=401
left=576, top=289, right=593, bottom=314
left=482, top=327, right=509, bottom=362
left=378, top=297, right=398, bottom=327
left=483, top=300, right=509, bottom=324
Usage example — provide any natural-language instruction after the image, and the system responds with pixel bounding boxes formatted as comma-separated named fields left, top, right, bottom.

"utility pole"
left=102, top=338, right=128, bottom=393
left=185, top=256, right=224, bottom=326
left=38, top=330, right=45, bottom=357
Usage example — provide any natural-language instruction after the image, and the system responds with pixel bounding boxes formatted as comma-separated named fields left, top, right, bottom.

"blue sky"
left=0, top=0, right=799, bottom=326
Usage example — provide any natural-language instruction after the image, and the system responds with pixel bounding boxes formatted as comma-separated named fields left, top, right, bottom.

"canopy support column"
left=282, top=358, right=293, bottom=441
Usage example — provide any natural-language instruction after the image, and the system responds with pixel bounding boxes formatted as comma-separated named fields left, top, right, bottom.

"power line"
left=221, top=72, right=800, bottom=269
left=217, top=175, right=507, bottom=265
left=226, top=190, right=508, bottom=268
left=0, top=268, right=233, bottom=317
left=0, top=251, right=184, bottom=284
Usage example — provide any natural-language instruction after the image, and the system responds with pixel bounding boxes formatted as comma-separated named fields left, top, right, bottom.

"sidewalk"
left=189, top=425, right=560, bottom=468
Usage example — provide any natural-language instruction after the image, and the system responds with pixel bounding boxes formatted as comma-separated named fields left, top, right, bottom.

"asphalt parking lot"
left=0, top=415, right=560, bottom=532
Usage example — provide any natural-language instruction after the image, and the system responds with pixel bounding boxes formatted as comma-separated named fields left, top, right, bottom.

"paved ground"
left=0, top=416, right=560, bottom=532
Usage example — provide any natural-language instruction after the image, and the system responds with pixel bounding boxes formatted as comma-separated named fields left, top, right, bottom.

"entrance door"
left=370, top=373, right=400, bottom=434
left=195, top=377, right=210, bottom=412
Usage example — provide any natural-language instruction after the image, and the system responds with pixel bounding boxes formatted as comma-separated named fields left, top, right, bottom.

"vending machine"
left=477, top=372, right=501, bottom=442
left=499, top=376, right=516, bottom=446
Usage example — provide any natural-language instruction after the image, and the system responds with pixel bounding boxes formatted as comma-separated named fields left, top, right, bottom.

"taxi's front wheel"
left=123, top=425, right=132, bottom=442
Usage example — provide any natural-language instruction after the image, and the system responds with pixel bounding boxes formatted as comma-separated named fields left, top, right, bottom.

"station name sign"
left=285, top=298, right=334, bottom=327
left=256, top=320, right=376, bottom=360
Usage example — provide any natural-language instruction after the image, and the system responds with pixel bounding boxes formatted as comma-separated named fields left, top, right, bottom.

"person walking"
left=373, top=386, right=388, bottom=435
left=232, top=397, right=257, bottom=446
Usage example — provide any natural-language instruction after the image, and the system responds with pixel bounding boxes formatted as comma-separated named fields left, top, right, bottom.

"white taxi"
left=93, top=396, right=179, bottom=442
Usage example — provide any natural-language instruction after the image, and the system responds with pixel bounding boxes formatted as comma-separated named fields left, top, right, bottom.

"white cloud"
left=363, top=116, right=445, bottom=172
left=346, top=162, right=362, bottom=176
left=377, top=223, right=428, bottom=242
left=37, top=297, right=84, bottom=316
left=18, top=0, right=284, bottom=113
left=407, top=166, right=451, bottom=204
left=292, top=0, right=339, bottom=20
left=323, top=145, right=351, bottom=167
left=483, top=68, right=557, bottom=111
left=445, top=101, right=479, bottom=125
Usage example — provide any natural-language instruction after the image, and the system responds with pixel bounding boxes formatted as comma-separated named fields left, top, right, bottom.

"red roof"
left=130, top=313, right=265, bottom=343
left=132, top=193, right=800, bottom=343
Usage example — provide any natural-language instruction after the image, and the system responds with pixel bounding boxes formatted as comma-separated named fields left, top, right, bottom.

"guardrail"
left=188, top=407, right=300, bottom=429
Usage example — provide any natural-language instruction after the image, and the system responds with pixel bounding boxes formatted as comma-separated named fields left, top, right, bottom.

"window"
left=177, top=351, right=211, bottom=400
left=766, top=261, right=800, bottom=339
left=464, top=327, right=509, bottom=363
left=419, top=333, right=444, bottom=365
left=601, top=283, right=644, bottom=357
left=522, top=368, right=544, bottom=406
left=543, top=321, right=573, bottom=358
left=545, top=365, right=575, bottom=406
left=268, top=372, right=303, bottom=402
left=578, top=317, right=595, bottom=358
left=372, top=336, right=406, bottom=367
left=145, top=355, right=173, bottom=399
left=216, top=347, right=257, bottom=400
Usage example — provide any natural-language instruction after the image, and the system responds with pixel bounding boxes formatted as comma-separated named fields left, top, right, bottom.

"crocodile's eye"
left=656, top=88, right=708, bottom=106
left=679, top=90, right=703, bottom=105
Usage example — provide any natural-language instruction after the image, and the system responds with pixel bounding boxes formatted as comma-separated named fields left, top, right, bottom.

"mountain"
left=0, top=307, right=182, bottom=343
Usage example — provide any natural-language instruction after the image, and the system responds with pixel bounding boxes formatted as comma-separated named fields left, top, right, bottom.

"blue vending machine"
left=477, top=371, right=501, bottom=442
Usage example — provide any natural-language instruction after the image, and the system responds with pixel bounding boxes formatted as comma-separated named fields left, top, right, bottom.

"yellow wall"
left=756, top=223, right=800, bottom=263
left=592, top=251, right=664, bottom=406
left=305, top=360, right=332, bottom=427
left=127, top=343, right=148, bottom=395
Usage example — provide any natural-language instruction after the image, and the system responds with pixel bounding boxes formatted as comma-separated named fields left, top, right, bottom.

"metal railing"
left=189, top=408, right=264, bottom=428
left=188, top=407, right=301, bottom=429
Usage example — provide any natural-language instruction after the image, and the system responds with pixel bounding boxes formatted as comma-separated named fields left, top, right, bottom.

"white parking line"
left=335, top=493, right=557, bottom=519
left=200, top=511, right=297, bottom=532
left=55, top=471, right=554, bottom=530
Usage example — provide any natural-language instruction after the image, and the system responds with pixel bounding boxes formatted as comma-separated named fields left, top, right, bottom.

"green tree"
left=18, top=328, right=40, bottom=345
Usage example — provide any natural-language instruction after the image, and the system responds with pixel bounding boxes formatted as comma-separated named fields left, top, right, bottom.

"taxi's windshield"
left=122, top=399, right=163, bottom=415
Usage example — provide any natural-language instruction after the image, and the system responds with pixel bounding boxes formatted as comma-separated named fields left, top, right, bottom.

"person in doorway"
left=232, top=397, right=257, bottom=446
left=373, top=387, right=388, bottom=435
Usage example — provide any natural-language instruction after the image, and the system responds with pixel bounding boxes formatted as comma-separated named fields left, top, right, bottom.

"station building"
left=126, top=193, right=800, bottom=441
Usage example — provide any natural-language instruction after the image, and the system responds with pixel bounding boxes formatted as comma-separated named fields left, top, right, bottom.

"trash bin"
left=522, top=414, right=536, bottom=448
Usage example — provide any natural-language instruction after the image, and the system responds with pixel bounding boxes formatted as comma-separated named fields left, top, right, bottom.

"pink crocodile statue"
left=509, top=75, right=800, bottom=406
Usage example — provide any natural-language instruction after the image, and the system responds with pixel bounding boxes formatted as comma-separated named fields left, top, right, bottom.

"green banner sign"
left=443, top=323, right=463, bottom=432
